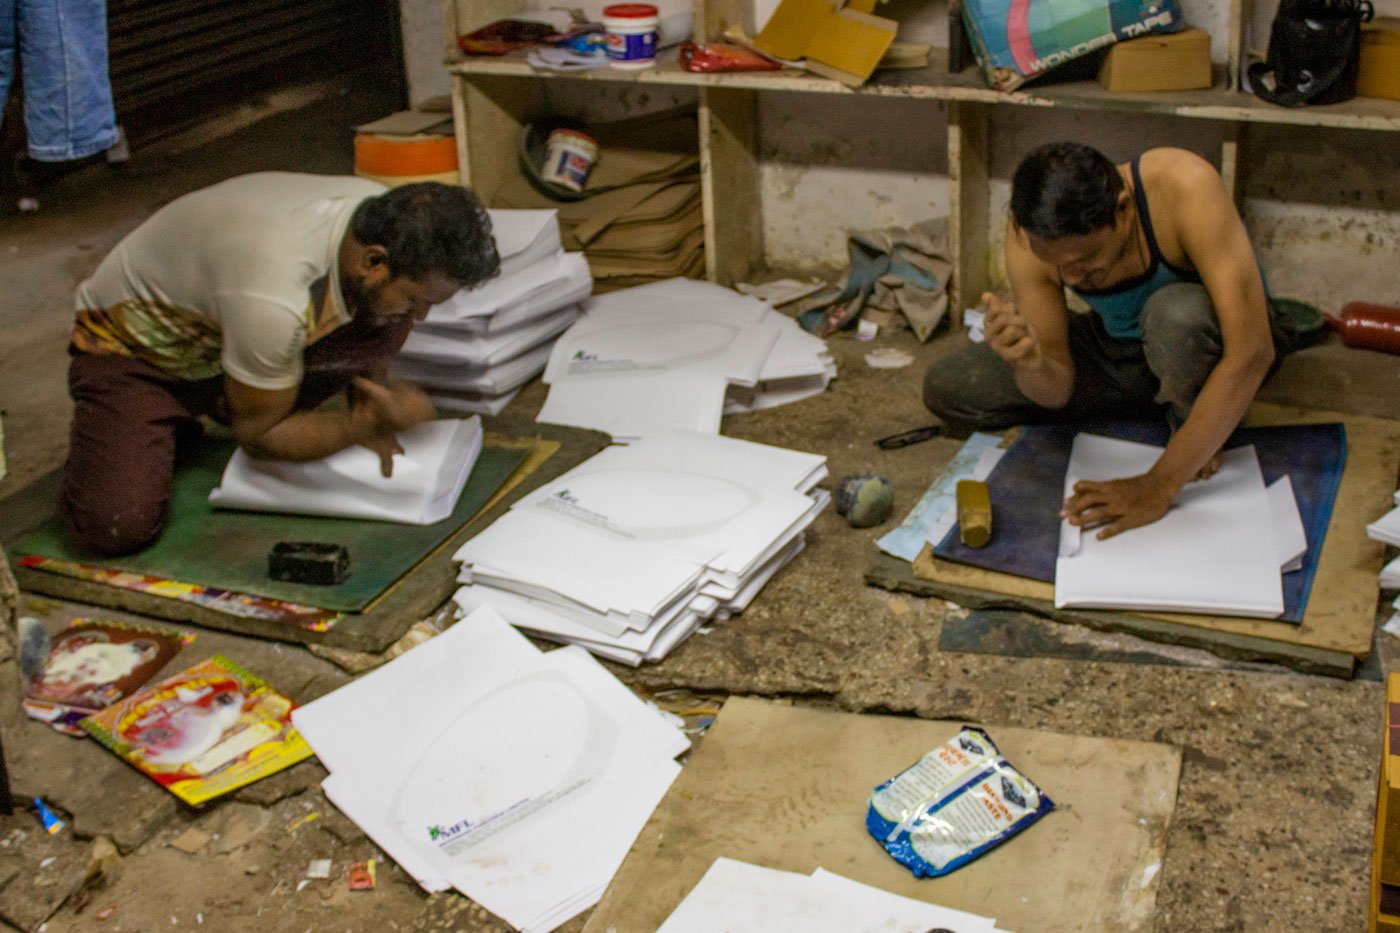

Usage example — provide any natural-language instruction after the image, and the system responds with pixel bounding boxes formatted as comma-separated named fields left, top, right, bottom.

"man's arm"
left=225, top=375, right=437, bottom=478
left=1063, top=154, right=1274, bottom=538
left=986, top=220, right=1077, bottom=408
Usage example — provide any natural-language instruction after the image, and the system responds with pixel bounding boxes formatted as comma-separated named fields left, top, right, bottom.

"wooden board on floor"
left=2, top=419, right=610, bottom=653
left=867, top=405, right=1400, bottom=679
left=584, top=696, right=1182, bottom=933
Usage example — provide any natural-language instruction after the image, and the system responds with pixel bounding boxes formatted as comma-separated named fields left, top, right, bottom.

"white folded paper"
left=1054, top=434, right=1284, bottom=618
left=657, top=858, right=1004, bottom=933
left=208, top=417, right=482, bottom=525
left=293, top=605, right=689, bottom=932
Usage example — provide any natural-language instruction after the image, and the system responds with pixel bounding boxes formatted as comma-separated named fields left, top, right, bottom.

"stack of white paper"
left=208, top=416, right=481, bottom=525
left=292, top=605, right=689, bottom=932
left=1054, top=434, right=1285, bottom=618
left=536, top=278, right=835, bottom=441
left=390, top=210, right=594, bottom=416
left=658, top=858, right=1008, bottom=933
left=453, top=430, right=829, bottom=664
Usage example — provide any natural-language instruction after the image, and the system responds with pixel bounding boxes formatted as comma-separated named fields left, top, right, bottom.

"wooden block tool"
left=956, top=479, right=992, bottom=547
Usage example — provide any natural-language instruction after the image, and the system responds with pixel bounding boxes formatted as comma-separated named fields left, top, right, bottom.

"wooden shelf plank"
left=448, top=47, right=1400, bottom=132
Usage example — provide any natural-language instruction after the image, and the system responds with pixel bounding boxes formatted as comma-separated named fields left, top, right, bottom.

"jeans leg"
left=1139, top=283, right=1222, bottom=429
left=17, top=0, right=115, bottom=161
left=0, top=0, right=15, bottom=115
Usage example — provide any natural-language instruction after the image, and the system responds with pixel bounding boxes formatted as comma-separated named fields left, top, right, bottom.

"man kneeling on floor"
left=923, top=141, right=1315, bottom=540
left=60, top=173, right=500, bottom=556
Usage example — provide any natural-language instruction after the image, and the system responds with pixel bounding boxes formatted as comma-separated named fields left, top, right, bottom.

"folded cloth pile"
left=494, top=108, right=704, bottom=290
left=536, top=277, right=836, bottom=441
left=454, top=430, right=829, bottom=665
left=389, top=210, right=592, bottom=415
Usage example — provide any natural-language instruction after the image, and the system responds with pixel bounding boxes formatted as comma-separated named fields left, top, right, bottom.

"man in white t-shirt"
left=61, top=173, right=499, bottom=555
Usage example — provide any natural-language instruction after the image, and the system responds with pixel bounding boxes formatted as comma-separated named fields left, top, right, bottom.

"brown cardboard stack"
left=494, top=108, right=704, bottom=291
left=1360, top=18, right=1400, bottom=102
left=1097, top=27, right=1212, bottom=92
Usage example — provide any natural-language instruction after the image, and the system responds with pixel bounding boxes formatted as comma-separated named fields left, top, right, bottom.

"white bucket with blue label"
left=604, top=4, right=659, bottom=70
left=540, top=128, right=599, bottom=192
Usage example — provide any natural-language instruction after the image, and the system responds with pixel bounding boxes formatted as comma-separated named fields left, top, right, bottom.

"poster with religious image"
left=23, top=619, right=191, bottom=735
left=81, top=654, right=312, bottom=805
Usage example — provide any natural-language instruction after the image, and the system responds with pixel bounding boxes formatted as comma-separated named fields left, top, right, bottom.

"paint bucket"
left=539, top=128, right=599, bottom=192
left=353, top=133, right=459, bottom=188
left=604, top=4, right=659, bottom=70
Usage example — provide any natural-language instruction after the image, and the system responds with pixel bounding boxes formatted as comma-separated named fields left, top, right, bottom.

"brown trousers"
left=59, top=316, right=412, bottom=557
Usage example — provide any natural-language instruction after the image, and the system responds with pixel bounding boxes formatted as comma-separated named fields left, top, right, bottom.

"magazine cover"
left=23, top=619, right=192, bottom=736
left=81, top=654, right=312, bottom=805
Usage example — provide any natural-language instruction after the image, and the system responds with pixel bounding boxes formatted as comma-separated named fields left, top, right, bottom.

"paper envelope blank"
left=1054, top=434, right=1284, bottom=618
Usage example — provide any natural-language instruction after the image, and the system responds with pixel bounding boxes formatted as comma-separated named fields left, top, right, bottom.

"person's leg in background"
left=16, top=0, right=116, bottom=161
left=922, top=310, right=1163, bottom=433
left=58, top=351, right=220, bottom=557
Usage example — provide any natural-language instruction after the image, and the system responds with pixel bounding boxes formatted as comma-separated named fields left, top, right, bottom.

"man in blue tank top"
left=923, top=141, right=1308, bottom=539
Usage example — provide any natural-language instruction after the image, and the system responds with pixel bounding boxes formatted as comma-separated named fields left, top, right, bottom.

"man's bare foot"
left=1193, top=450, right=1224, bottom=481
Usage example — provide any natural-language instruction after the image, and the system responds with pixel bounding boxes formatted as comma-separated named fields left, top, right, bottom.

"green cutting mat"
left=14, top=439, right=530, bottom=612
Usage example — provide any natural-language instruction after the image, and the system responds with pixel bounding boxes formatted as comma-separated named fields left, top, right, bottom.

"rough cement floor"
left=1, top=72, right=1399, bottom=932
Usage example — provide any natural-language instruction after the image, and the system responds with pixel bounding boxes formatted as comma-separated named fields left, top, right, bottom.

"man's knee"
left=59, top=490, right=166, bottom=557
left=1141, top=284, right=1217, bottom=344
left=922, top=352, right=1023, bottom=432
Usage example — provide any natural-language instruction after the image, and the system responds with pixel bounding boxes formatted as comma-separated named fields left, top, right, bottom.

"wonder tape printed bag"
left=961, top=0, right=1186, bottom=91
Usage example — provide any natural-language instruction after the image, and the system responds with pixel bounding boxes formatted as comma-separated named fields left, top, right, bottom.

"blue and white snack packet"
left=866, top=728, right=1054, bottom=878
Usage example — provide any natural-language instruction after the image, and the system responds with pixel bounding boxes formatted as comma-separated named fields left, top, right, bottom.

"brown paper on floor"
left=910, top=403, right=1399, bottom=667
left=584, top=696, right=1181, bottom=933
left=587, top=205, right=704, bottom=256
left=587, top=229, right=706, bottom=280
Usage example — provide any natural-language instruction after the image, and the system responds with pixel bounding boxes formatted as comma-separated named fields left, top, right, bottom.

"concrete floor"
left=1, top=72, right=1398, bottom=932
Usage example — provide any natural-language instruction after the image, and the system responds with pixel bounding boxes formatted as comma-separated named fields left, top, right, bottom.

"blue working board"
left=933, top=421, right=1347, bottom=624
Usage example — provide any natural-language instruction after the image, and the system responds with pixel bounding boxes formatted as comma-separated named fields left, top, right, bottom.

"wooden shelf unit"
left=446, top=0, right=1400, bottom=311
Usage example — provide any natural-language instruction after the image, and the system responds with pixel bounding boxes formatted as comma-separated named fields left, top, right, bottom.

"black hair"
left=1010, top=142, right=1124, bottom=239
left=350, top=182, right=500, bottom=286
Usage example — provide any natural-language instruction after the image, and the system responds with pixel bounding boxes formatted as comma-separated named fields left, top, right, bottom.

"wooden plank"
left=447, top=48, right=1400, bottom=132
left=454, top=75, right=542, bottom=202
left=4, top=421, right=610, bottom=653
left=1220, top=121, right=1248, bottom=206
left=864, top=403, right=1400, bottom=678
left=865, top=552, right=1354, bottom=676
left=585, top=697, right=1182, bottom=933
left=699, top=87, right=762, bottom=285
left=1228, top=0, right=1249, bottom=91
left=948, top=100, right=989, bottom=322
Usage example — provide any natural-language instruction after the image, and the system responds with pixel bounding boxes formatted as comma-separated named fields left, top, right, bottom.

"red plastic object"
left=603, top=4, right=659, bottom=17
left=1329, top=301, right=1400, bottom=354
left=680, top=42, right=782, bottom=73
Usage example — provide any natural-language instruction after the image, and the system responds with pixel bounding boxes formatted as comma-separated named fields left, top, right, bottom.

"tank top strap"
left=1130, top=156, right=1166, bottom=267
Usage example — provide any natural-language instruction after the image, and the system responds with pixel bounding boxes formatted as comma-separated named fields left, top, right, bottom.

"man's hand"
left=982, top=292, right=1045, bottom=371
left=348, top=377, right=436, bottom=477
left=1061, top=473, right=1176, bottom=541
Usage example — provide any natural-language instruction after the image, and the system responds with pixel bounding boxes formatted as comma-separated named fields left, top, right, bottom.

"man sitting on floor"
left=60, top=173, right=499, bottom=556
left=923, top=142, right=1314, bottom=540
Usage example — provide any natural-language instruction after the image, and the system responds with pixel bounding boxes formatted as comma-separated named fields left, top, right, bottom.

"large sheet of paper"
left=656, top=858, right=1002, bottom=933
left=1054, top=434, right=1283, bottom=618
left=489, top=209, right=562, bottom=280
left=399, top=305, right=580, bottom=367
left=208, top=417, right=481, bottom=525
left=293, top=606, right=689, bottom=931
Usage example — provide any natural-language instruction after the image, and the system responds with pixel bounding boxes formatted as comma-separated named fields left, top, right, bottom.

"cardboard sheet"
left=898, top=404, right=1400, bottom=672
left=584, top=697, right=1181, bottom=933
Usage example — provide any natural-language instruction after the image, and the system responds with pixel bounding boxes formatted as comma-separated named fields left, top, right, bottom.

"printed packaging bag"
left=962, top=0, right=1187, bottom=90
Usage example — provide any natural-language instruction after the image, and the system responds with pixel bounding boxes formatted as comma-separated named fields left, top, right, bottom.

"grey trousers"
left=923, top=284, right=1298, bottom=432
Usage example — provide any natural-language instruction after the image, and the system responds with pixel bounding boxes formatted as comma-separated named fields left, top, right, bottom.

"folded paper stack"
left=454, top=430, right=829, bottom=665
left=536, top=277, right=836, bottom=441
left=293, top=605, right=689, bottom=932
left=390, top=210, right=592, bottom=416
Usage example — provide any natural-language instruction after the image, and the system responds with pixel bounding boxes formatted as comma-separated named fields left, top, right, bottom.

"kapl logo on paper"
left=553, top=489, right=579, bottom=505
left=572, top=350, right=598, bottom=362
left=427, top=819, right=472, bottom=844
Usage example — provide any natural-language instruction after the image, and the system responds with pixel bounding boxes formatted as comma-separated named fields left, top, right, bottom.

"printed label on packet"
left=866, top=732, right=1054, bottom=879
left=868, top=727, right=998, bottom=831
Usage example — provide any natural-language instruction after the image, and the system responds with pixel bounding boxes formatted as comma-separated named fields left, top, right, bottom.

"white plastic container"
left=604, top=4, right=659, bottom=70
left=540, top=128, right=599, bottom=192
